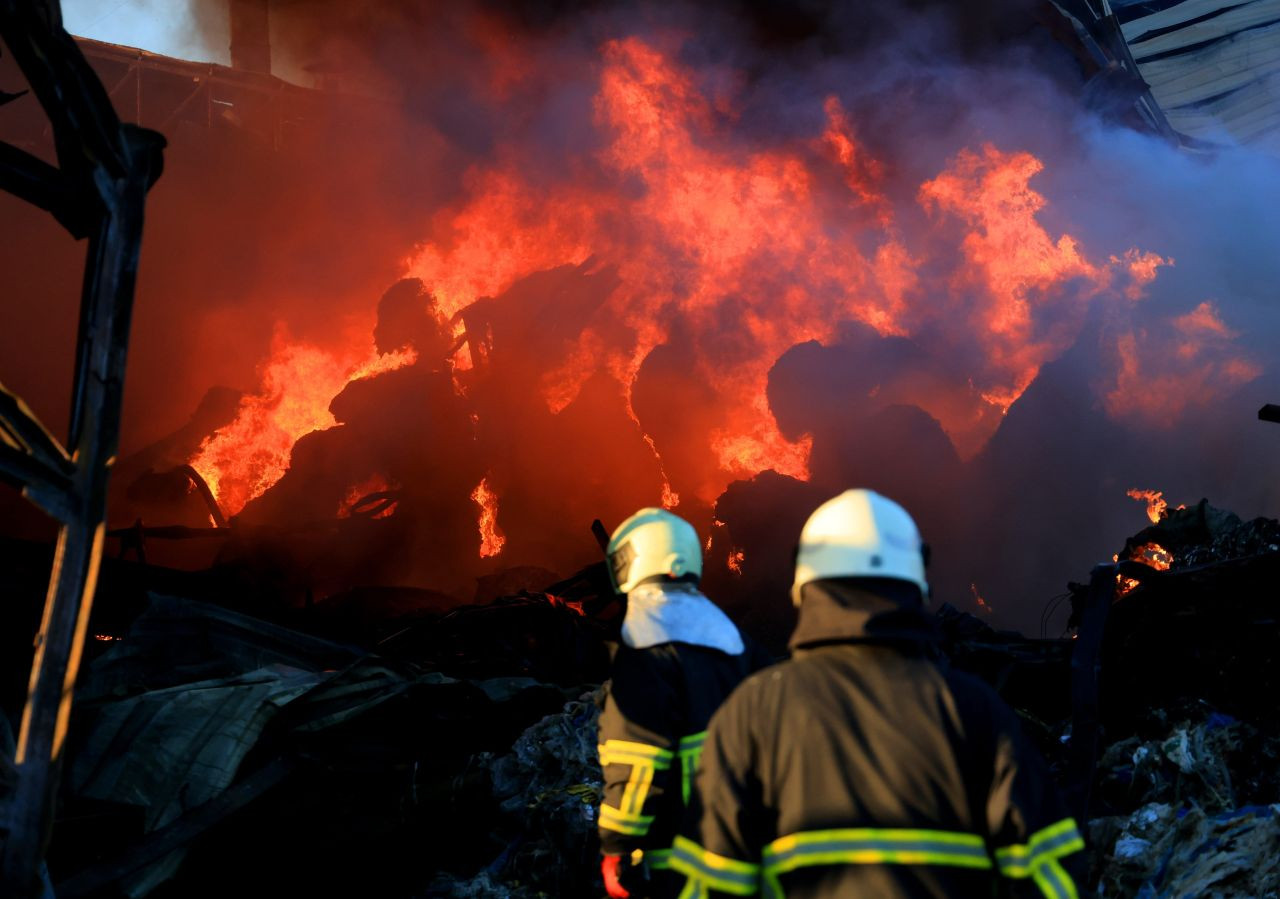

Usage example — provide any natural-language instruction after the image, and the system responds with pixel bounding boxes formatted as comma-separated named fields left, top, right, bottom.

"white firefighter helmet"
left=607, top=507, right=703, bottom=594
left=792, top=489, right=929, bottom=605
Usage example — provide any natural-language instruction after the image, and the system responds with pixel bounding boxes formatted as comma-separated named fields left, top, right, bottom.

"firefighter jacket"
left=672, top=578, right=1086, bottom=899
left=598, top=582, right=768, bottom=877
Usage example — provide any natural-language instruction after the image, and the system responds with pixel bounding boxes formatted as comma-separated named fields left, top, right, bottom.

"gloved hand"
left=601, top=855, right=631, bottom=898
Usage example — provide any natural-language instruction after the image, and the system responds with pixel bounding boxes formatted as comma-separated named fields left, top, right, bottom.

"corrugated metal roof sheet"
left=1121, top=0, right=1280, bottom=146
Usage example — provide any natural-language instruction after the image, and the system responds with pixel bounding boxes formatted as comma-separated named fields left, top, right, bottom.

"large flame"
left=189, top=337, right=415, bottom=517
left=188, top=34, right=1258, bottom=547
left=403, top=37, right=1179, bottom=489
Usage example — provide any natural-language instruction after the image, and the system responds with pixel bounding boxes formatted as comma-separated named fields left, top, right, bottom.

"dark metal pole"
left=0, top=3, right=164, bottom=894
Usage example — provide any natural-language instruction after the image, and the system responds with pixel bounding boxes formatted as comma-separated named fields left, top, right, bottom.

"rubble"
left=1, top=497, right=1273, bottom=896
left=42, top=589, right=603, bottom=897
left=1094, top=798, right=1280, bottom=896
left=1079, top=501, right=1280, bottom=896
left=427, top=692, right=603, bottom=898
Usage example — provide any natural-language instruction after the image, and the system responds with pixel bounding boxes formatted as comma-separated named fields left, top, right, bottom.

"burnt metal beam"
left=0, top=2, right=165, bottom=895
left=1065, top=558, right=1155, bottom=825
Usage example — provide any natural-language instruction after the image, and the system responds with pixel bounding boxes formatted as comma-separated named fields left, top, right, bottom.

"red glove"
left=601, top=854, right=631, bottom=899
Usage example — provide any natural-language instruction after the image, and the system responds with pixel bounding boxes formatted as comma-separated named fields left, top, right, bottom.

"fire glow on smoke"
left=186, top=35, right=1258, bottom=561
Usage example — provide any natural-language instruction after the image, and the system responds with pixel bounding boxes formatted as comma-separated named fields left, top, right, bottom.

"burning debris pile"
left=1117, top=498, right=1280, bottom=570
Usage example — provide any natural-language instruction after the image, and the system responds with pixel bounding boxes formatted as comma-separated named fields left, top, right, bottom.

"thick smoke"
left=3, top=0, right=1276, bottom=639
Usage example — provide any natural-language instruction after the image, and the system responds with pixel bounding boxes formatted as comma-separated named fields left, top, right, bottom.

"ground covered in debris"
left=4, top=500, right=1276, bottom=897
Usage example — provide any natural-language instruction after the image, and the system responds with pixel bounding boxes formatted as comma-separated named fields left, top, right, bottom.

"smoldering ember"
left=1, top=0, right=1279, bottom=896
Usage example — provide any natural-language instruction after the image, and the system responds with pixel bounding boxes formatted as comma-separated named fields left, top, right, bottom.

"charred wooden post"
left=0, top=2, right=164, bottom=894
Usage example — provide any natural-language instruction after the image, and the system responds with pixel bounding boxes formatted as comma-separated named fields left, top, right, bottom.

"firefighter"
left=672, top=489, right=1085, bottom=898
left=598, top=508, right=767, bottom=899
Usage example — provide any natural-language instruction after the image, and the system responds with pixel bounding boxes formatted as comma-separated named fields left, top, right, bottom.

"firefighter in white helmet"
left=674, top=489, right=1085, bottom=898
left=597, top=508, right=768, bottom=899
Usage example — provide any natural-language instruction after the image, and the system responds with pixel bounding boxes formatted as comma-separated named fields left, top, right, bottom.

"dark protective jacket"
left=597, top=637, right=769, bottom=880
left=672, top=579, right=1085, bottom=899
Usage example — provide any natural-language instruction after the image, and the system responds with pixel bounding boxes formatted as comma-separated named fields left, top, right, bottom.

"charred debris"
left=0, top=496, right=1274, bottom=897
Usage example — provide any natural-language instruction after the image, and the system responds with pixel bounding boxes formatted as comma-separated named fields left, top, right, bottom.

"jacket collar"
left=789, top=578, right=938, bottom=651
left=622, top=581, right=745, bottom=654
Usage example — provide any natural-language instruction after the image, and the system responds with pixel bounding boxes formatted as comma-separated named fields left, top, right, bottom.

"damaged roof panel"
left=1114, top=0, right=1280, bottom=146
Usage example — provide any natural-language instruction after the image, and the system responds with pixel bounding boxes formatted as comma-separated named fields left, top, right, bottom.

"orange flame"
left=402, top=38, right=1175, bottom=492
left=202, top=36, right=1244, bottom=541
left=471, top=476, right=506, bottom=557
left=727, top=548, right=745, bottom=575
left=1126, top=488, right=1168, bottom=525
left=641, top=431, right=679, bottom=509
left=1133, top=542, right=1173, bottom=571
left=189, top=337, right=415, bottom=517
left=1116, top=541, right=1174, bottom=595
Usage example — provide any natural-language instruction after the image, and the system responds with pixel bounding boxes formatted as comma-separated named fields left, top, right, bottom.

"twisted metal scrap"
left=0, top=2, right=164, bottom=894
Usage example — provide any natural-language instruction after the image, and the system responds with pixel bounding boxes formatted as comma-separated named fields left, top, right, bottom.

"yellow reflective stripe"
left=623, top=758, right=657, bottom=816
left=761, top=827, right=993, bottom=891
left=669, top=835, right=760, bottom=896
left=1032, top=857, right=1079, bottom=899
left=678, top=731, right=706, bottom=805
left=995, top=818, right=1085, bottom=879
left=598, top=739, right=675, bottom=768
left=598, top=739, right=674, bottom=835
left=599, top=803, right=655, bottom=836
